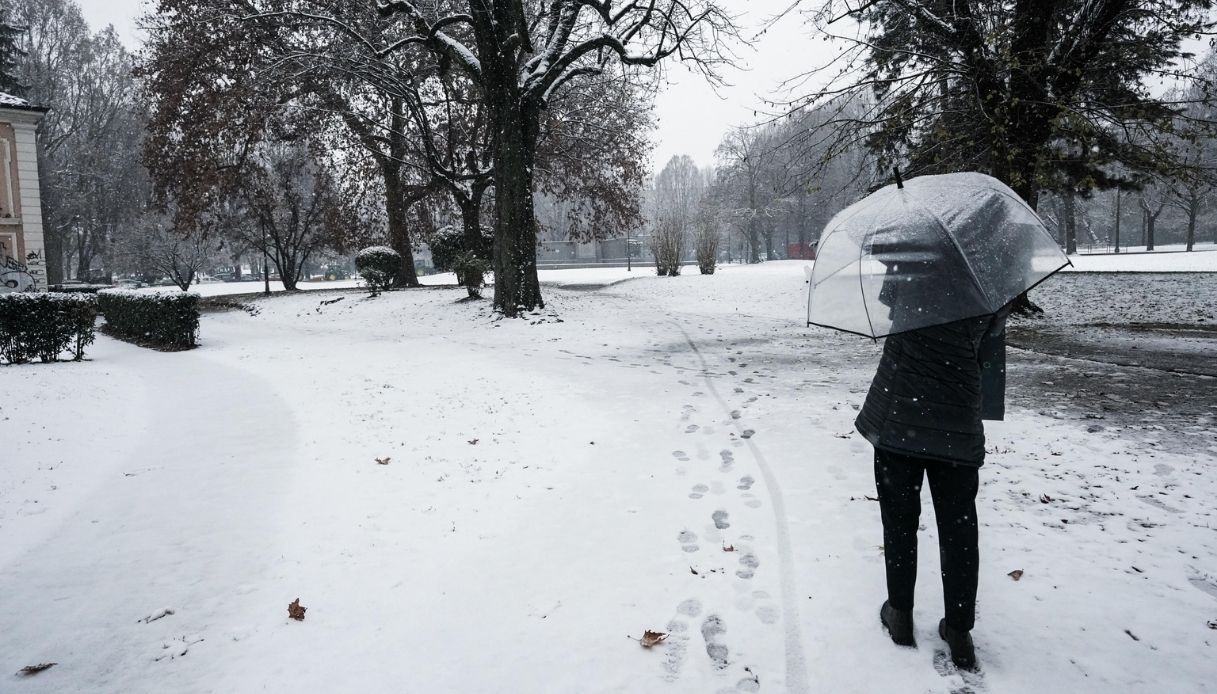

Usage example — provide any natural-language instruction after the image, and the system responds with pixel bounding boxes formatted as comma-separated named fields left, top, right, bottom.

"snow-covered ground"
left=1064, top=248, right=1217, bottom=273
left=135, top=248, right=1217, bottom=301
left=3, top=262, right=1215, bottom=693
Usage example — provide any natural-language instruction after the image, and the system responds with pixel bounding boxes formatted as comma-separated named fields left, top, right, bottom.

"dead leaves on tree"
left=288, top=598, right=307, bottom=621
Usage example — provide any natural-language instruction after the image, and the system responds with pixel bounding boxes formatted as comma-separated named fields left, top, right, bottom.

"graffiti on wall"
left=2, top=253, right=35, bottom=292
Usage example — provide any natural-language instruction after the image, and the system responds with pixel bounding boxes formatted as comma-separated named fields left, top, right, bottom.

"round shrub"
left=429, top=226, right=494, bottom=295
left=355, top=246, right=401, bottom=295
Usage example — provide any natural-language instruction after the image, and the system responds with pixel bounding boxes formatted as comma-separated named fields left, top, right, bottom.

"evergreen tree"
left=0, top=5, right=25, bottom=97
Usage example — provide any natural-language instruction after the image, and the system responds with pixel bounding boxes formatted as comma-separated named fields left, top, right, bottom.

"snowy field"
left=3, top=262, right=1216, bottom=693
left=137, top=247, right=1217, bottom=301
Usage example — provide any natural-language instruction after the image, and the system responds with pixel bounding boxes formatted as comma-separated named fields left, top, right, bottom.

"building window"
left=0, top=138, right=13, bottom=219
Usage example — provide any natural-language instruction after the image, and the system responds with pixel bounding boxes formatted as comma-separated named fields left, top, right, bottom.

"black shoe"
left=880, top=600, right=916, bottom=647
left=938, top=619, right=977, bottom=671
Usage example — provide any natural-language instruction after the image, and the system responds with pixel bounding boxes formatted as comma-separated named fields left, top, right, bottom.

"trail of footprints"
left=663, top=351, right=781, bottom=690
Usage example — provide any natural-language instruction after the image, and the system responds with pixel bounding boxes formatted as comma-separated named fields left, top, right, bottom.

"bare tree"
left=113, top=213, right=219, bottom=290
left=650, top=154, right=703, bottom=274
left=692, top=202, right=722, bottom=274
left=14, top=0, right=144, bottom=281
left=369, top=0, right=737, bottom=315
left=239, top=143, right=348, bottom=291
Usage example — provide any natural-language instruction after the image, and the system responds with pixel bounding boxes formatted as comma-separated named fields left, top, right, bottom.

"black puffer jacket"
left=855, top=311, right=1008, bottom=466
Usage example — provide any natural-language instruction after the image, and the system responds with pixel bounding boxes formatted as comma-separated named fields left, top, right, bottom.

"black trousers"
left=874, top=448, right=980, bottom=631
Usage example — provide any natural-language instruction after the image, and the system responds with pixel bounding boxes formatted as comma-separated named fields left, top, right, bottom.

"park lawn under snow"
left=2, top=262, right=1215, bottom=693
left=148, top=245, right=1217, bottom=300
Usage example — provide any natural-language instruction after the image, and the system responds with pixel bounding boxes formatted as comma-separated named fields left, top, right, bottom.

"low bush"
left=0, top=292, right=98, bottom=364
left=355, top=246, right=401, bottom=295
left=429, top=225, right=494, bottom=291
left=98, top=290, right=199, bottom=350
left=451, top=251, right=488, bottom=299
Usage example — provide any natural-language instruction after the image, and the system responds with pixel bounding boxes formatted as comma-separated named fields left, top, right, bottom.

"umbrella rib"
left=857, top=200, right=881, bottom=339
left=912, top=198, right=993, bottom=309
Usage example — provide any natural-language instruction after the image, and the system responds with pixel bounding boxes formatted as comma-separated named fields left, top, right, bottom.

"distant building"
left=0, top=92, right=48, bottom=293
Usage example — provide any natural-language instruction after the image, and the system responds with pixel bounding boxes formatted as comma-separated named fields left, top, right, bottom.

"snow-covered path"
left=3, top=262, right=1215, bottom=692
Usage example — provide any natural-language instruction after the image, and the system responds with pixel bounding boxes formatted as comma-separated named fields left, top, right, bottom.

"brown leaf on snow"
left=1040, top=494, right=1052, bottom=504
left=288, top=598, right=307, bottom=621
left=18, top=663, right=56, bottom=676
left=638, top=630, right=668, bottom=648
left=467, top=438, right=480, bottom=445
left=375, top=457, right=391, bottom=466
left=722, top=543, right=736, bottom=552
left=1008, top=569, right=1025, bottom=581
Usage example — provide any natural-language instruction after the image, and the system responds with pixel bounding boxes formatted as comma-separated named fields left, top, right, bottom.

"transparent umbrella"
left=807, top=172, right=1070, bottom=338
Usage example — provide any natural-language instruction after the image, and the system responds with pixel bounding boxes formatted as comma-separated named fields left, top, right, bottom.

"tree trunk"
left=488, top=79, right=542, bottom=316
left=1146, top=212, right=1156, bottom=251
left=1064, top=191, right=1077, bottom=255
left=1185, top=197, right=1197, bottom=252
left=384, top=169, right=421, bottom=288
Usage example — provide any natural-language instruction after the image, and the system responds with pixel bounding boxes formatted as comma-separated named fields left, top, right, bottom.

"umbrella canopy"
left=807, top=172, right=1069, bottom=338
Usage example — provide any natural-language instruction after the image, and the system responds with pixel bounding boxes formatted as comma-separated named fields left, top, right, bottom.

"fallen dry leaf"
left=288, top=598, right=306, bottom=621
left=638, top=630, right=668, bottom=648
left=1207, top=619, right=1216, bottom=630
left=689, top=566, right=699, bottom=575
left=375, top=457, right=391, bottom=466
left=18, top=663, right=56, bottom=676
left=467, top=438, right=479, bottom=445
left=1008, top=569, right=1025, bottom=581
left=1040, top=494, right=1053, bottom=504
left=722, top=543, right=736, bottom=552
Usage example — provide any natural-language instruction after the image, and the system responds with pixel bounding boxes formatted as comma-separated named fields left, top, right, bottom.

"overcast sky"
left=82, top=0, right=840, bottom=176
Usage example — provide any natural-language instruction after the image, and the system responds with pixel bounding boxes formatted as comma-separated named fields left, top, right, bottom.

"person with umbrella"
left=806, top=172, right=1069, bottom=671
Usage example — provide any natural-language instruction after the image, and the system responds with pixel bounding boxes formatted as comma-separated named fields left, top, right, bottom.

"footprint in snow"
left=701, top=615, right=730, bottom=670
left=736, top=553, right=760, bottom=580
left=740, top=430, right=756, bottom=440
left=663, top=618, right=690, bottom=681
left=677, top=598, right=703, bottom=617
left=678, top=530, right=700, bottom=553
left=689, top=484, right=709, bottom=500
left=737, top=476, right=754, bottom=491
left=686, top=424, right=701, bottom=434
left=742, top=495, right=762, bottom=509
left=712, top=510, right=731, bottom=530
left=750, top=589, right=780, bottom=625
left=672, top=450, right=690, bottom=462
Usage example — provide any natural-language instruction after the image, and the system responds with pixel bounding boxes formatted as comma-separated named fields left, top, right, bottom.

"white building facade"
left=0, top=93, right=48, bottom=293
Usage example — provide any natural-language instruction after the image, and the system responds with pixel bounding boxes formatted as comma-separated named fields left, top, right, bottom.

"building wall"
left=12, top=119, right=45, bottom=289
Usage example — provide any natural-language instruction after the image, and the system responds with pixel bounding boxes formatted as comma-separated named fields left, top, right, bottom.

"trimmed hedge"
left=355, top=246, right=401, bottom=294
left=98, top=289, right=200, bottom=350
left=0, top=292, right=98, bottom=364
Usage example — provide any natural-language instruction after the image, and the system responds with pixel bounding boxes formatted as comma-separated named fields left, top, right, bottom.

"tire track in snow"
left=673, top=321, right=811, bottom=693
